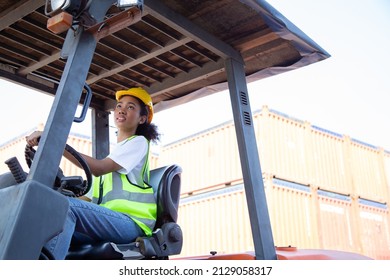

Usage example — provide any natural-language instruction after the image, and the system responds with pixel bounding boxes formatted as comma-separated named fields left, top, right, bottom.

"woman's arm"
left=64, top=151, right=122, bottom=177
left=26, top=130, right=122, bottom=177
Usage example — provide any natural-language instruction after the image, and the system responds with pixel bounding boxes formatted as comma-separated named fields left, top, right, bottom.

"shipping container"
left=383, top=150, right=390, bottom=196
left=177, top=184, right=253, bottom=257
left=176, top=176, right=390, bottom=259
left=308, top=126, right=352, bottom=194
left=2, top=108, right=390, bottom=260
left=265, top=176, right=320, bottom=250
left=160, top=106, right=390, bottom=204
left=159, top=122, right=242, bottom=194
left=255, top=107, right=310, bottom=185
left=348, top=139, right=388, bottom=202
left=177, top=177, right=320, bottom=258
left=356, top=198, right=390, bottom=259
left=316, top=189, right=356, bottom=253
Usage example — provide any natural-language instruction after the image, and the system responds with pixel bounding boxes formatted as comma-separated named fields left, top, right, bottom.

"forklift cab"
left=0, top=152, right=182, bottom=260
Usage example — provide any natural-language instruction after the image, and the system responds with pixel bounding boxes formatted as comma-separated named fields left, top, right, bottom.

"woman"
left=26, top=87, right=160, bottom=260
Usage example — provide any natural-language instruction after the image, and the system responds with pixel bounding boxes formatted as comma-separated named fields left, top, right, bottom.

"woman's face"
left=114, top=95, right=146, bottom=131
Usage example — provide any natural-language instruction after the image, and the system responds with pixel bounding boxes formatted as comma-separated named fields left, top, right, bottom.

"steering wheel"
left=24, top=143, right=92, bottom=197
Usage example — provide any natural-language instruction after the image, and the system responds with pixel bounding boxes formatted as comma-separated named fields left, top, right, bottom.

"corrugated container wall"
left=255, top=108, right=310, bottom=185
left=162, top=105, right=389, bottom=202
left=2, top=106, right=390, bottom=260
left=159, top=123, right=242, bottom=194
left=316, top=190, right=356, bottom=254
left=384, top=151, right=390, bottom=198
left=348, top=139, right=389, bottom=202
left=307, top=127, right=352, bottom=194
left=263, top=175, right=319, bottom=250
left=356, top=200, right=390, bottom=260
left=167, top=106, right=390, bottom=259
left=176, top=178, right=390, bottom=259
left=177, top=186, right=254, bottom=257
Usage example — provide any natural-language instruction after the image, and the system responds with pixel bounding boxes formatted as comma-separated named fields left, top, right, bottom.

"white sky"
left=1, top=0, right=390, bottom=150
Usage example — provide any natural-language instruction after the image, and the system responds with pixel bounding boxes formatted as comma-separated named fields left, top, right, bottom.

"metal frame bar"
left=225, top=57, right=277, bottom=260
left=92, top=109, right=110, bottom=159
left=26, top=0, right=115, bottom=187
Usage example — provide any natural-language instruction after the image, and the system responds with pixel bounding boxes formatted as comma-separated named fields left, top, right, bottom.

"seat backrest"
left=149, top=165, right=182, bottom=229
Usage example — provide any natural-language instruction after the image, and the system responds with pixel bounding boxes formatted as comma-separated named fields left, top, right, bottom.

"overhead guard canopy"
left=0, top=0, right=329, bottom=112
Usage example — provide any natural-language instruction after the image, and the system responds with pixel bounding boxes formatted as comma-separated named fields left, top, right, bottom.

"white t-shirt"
left=84, top=136, right=149, bottom=199
left=108, top=136, right=149, bottom=186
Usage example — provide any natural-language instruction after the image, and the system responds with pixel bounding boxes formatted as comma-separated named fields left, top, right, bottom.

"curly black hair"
left=135, top=97, right=160, bottom=143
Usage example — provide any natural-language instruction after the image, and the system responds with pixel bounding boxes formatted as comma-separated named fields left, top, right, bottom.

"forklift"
left=0, top=0, right=371, bottom=260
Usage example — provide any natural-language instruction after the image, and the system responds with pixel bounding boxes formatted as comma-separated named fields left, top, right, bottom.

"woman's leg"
left=46, top=197, right=143, bottom=260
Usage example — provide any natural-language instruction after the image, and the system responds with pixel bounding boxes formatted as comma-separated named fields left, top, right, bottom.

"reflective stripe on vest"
left=102, top=172, right=155, bottom=204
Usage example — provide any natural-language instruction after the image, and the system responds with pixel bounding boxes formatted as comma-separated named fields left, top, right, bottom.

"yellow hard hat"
left=115, top=87, right=154, bottom=123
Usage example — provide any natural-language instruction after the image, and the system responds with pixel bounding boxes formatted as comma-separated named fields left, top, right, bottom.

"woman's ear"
left=139, top=115, right=147, bottom=125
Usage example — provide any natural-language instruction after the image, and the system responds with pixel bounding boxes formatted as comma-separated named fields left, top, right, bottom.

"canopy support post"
left=225, top=57, right=277, bottom=260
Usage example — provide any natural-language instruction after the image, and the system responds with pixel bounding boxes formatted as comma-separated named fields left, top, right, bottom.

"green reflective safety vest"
left=92, top=136, right=156, bottom=236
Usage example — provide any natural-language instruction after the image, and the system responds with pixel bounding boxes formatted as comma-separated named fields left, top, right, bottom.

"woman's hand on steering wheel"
left=24, top=133, right=92, bottom=197
left=25, top=130, right=42, bottom=147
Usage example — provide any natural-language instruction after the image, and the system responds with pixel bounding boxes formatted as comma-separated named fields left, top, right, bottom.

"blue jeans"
left=45, top=197, right=144, bottom=260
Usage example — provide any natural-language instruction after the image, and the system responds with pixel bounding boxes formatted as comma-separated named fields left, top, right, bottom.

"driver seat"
left=66, top=164, right=183, bottom=260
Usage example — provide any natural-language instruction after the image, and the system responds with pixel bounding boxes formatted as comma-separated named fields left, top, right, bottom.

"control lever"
left=4, top=157, right=27, bottom=183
